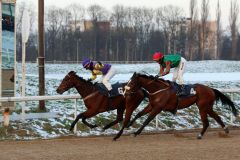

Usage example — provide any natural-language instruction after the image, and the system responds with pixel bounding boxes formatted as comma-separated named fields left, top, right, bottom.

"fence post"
left=155, top=115, right=159, bottom=129
left=74, top=98, right=77, bottom=133
left=21, top=101, right=25, bottom=121
left=231, top=93, right=234, bottom=124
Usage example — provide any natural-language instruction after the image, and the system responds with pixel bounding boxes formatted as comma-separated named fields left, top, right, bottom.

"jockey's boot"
left=108, top=89, right=114, bottom=98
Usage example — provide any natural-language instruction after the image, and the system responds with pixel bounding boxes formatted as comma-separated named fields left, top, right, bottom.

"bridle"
left=124, top=75, right=153, bottom=96
left=59, top=73, right=76, bottom=92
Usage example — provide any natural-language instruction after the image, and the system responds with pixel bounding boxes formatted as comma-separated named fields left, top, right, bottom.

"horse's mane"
left=69, top=71, right=96, bottom=87
left=136, top=73, right=171, bottom=84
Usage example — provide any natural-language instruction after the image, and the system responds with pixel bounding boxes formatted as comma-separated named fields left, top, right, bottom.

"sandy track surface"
left=1, top=128, right=240, bottom=160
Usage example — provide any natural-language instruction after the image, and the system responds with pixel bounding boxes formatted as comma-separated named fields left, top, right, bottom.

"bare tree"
left=87, top=5, right=110, bottom=59
left=68, top=4, right=85, bottom=31
left=155, top=7, right=168, bottom=53
left=229, top=0, right=239, bottom=59
left=111, top=5, right=127, bottom=60
left=158, top=5, right=184, bottom=54
left=187, top=0, right=198, bottom=60
left=141, top=8, right=154, bottom=60
left=46, top=6, right=64, bottom=60
left=87, top=4, right=109, bottom=21
left=216, top=0, right=222, bottom=59
left=200, top=0, right=210, bottom=60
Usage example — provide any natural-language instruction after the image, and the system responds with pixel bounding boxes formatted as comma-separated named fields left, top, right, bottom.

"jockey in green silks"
left=153, top=52, right=187, bottom=96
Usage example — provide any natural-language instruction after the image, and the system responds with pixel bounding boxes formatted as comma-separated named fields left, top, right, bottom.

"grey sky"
left=17, top=0, right=236, bottom=30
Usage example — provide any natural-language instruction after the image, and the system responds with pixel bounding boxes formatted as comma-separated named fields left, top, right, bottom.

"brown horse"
left=56, top=71, right=148, bottom=131
left=113, top=72, right=238, bottom=140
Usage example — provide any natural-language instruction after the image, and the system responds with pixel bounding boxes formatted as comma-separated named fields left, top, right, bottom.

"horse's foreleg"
left=103, top=106, right=125, bottom=131
left=134, top=109, right=161, bottom=137
left=127, top=104, right=152, bottom=128
left=113, top=107, right=135, bottom=141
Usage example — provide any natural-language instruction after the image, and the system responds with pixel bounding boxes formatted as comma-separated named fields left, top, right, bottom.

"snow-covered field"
left=1, top=60, right=240, bottom=140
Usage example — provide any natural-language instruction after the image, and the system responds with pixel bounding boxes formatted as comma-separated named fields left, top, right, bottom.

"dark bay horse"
left=56, top=71, right=148, bottom=131
left=113, top=72, right=238, bottom=140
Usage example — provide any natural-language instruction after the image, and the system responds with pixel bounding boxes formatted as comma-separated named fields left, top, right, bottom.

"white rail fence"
left=0, top=88, right=240, bottom=133
left=0, top=95, right=80, bottom=133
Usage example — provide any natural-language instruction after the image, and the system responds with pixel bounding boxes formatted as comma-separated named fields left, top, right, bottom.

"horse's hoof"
left=130, top=133, right=135, bottom=137
left=133, top=133, right=138, bottom=137
left=224, top=126, right=229, bottom=134
left=197, top=134, right=202, bottom=139
left=91, top=125, right=98, bottom=129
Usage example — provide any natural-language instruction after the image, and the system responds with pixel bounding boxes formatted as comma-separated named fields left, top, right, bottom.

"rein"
left=149, top=87, right=170, bottom=96
left=83, top=91, right=99, bottom=101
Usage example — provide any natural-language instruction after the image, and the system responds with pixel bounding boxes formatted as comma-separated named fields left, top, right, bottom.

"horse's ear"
left=69, top=71, right=76, bottom=75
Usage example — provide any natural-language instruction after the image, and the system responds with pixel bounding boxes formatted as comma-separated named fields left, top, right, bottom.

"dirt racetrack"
left=1, top=128, right=240, bottom=160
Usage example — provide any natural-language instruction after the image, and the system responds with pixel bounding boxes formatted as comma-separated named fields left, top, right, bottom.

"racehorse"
left=56, top=71, right=148, bottom=131
left=113, top=72, right=238, bottom=140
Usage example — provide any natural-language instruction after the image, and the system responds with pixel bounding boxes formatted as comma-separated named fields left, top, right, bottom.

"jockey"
left=152, top=52, right=187, bottom=95
left=82, top=58, right=116, bottom=97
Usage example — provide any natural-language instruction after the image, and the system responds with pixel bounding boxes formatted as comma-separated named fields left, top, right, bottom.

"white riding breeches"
left=99, top=67, right=116, bottom=91
left=172, top=57, right=186, bottom=85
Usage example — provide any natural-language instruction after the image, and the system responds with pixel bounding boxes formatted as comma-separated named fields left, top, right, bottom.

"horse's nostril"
left=56, top=88, right=60, bottom=93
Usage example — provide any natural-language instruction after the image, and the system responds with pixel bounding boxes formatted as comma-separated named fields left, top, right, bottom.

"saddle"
left=170, top=82, right=196, bottom=97
left=95, top=82, right=124, bottom=97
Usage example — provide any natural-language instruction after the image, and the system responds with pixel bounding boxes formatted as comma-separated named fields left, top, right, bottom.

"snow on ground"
left=1, top=60, right=240, bottom=140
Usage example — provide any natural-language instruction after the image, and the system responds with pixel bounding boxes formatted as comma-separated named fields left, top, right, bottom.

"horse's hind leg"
left=197, top=108, right=209, bottom=139
left=103, top=105, right=125, bottom=131
left=70, top=110, right=97, bottom=131
left=127, top=104, right=152, bottom=128
left=134, top=109, right=161, bottom=137
left=207, top=109, right=229, bottom=134
left=82, top=118, right=98, bottom=129
left=70, top=113, right=83, bottom=131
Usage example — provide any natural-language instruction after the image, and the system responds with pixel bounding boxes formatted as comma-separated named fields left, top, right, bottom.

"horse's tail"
left=212, top=88, right=238, bottom=117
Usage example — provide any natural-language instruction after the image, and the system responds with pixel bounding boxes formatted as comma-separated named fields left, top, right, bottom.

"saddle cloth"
left=95, top=82, right=124, bottom=97
left=170, top=82, right=196, bottom=97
